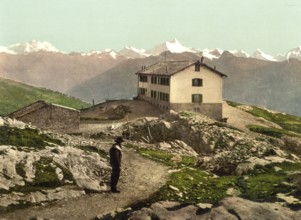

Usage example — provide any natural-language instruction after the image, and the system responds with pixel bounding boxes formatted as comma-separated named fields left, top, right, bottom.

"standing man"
left=109, top=136, right=123, bottom=193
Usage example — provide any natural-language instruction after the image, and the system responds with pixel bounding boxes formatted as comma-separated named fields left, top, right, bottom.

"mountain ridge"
left=2, top=39, right=301, bottom=61
left=1, top=40, right=300, bottom=117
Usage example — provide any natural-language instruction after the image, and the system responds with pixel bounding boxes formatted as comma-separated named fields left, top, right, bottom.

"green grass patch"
left=125, top=143, right=197, bottom=167
left=226, top=100, right=242, bottom=107
left=33, top=157, right=61, bottom=187
left=137, top=148, right=174, bottom=166
left=245, top=106, right=301, bottom=134
left=147, top=162, right=301, bottom=205
left=0, top=126, right=65, bottom=149
left=180, top=155, right=197, bottom=167
left=146, top=168, right=238, bottom=205
left=226, top=101, right=301, bottom=135
left=247, top=125, right=301, bottom=138
left=75, top=145, right=108, bottom=158
left=240, top=162, right=301, bottom=202
left=0, top=77, right=91, bottom=116
left=179, top=111, right=196, bottom=118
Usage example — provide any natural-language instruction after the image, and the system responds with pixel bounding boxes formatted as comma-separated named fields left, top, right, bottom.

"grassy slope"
left=0, top=78, right=91, bottom=116
left=227, top=100, right=301, bottom=135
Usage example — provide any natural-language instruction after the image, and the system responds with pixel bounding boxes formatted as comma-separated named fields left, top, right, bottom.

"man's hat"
left=115, top=137, right=124, bottom=143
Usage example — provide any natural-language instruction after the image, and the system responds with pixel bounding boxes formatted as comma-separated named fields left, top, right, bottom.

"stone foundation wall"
left=138, top=96, right=223, bottom=121
left=170, top=103, right=223, bottom=121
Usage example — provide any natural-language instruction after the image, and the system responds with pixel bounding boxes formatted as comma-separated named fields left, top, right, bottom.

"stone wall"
left=16, top=105, right=79, bottom=133
left=137, top=97, right=223, bottom=120
left=170, top=103, right=223, bottom=120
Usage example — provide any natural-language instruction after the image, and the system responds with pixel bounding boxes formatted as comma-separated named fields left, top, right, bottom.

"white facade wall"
left=170, top=65, right=223, bottom=104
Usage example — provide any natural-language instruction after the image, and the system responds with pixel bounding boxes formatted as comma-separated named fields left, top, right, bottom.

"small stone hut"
left=9, top=100, right=80, bottom=133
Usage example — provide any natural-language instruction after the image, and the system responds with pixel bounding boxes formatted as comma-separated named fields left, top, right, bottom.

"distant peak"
left=168, top=38, right=180, bottom=44
left=0, top=40, right=60, bottom=54
left=251, top=49, right=277, bottom=61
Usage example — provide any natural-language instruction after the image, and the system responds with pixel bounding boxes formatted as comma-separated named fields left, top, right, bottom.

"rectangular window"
left=158, top=92, right=169, bottom=102
left=151, top=90, right=157, bottom=99
left=158, top=77, right=170, bottom=86
left=192, top=78, right=203, bottom=87
left=139, top=88, right=147, bottom=96
left=139, top=75, right=148, bottom=82
left=151, top=76, right=157, bottom=84
left=192, top=94, right=203, bottom=103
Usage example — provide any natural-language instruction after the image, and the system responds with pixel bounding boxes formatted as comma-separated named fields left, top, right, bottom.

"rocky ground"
left=111, top=197, right=301, bottom=220
left=1, top=147, right=168, bottom=220
left=1, top=102, right=301, bottom=220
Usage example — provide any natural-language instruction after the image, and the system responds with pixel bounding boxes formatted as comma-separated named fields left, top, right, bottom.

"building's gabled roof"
left=136, top=60, right=227, bottom=78
left=9, top=100, right=79, bottom=119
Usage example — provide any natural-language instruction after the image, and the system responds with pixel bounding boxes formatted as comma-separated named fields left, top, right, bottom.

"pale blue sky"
left=1, top=0, right=301, bottom=55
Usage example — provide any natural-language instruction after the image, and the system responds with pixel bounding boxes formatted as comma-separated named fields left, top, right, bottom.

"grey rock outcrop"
left=0, top=116, right=111, bottom=209
left=118, top=112, right=298, bottom=175
left=126, top=197, right=301, bottom=220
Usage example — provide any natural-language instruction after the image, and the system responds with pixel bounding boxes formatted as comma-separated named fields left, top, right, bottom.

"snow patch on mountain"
left=286, top=46, right=301, bottom=60
left=251, top=49, right=277, bottom=61
left=229, top=49, right=250, bottom=58
left=119, top=46, right=150, bottom=59
left=0, top=40, right=60, bottom=54
left=81, top=49, right=119, bottom=59
left=201, top=48, right=224, bottom=60
left=2, top=39, right=301, bottom=63
left=274, top=54, right=286, bottom=61
left=147, top=38, right=197, bottom=56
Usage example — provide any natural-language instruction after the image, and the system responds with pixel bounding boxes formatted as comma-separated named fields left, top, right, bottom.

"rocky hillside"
left=95, top=107, right=301, bottom=219
left=0, top=116, right=110, bottom=212
left=1, top=102, right=301, bottom=219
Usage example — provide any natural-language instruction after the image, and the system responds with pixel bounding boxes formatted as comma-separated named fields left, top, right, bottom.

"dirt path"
left=1, top=148, right=169, bottom=220
left=223, top=102, right=281, bottom=134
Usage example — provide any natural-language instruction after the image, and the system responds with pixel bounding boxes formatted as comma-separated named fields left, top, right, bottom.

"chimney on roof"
left=201, top=56, right=204, bottom=63
left=214, top=66, right=216, bottom=70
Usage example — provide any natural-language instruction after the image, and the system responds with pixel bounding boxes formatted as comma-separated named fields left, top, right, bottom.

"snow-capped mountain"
left=119, top=46, right=149, bottom=59
left=228, top=49, right=250, bottom=58
left=202, top=48, right=224, bottom=60
left=81, top=49, right=119, bottom=59
left=285, top=46, right=301, bottom=60
left=147, top=38, right=198, bottom=56
left=2, top=39, right=301, bottom=62
left=0, top=40, right=60, bottom=54
left=251, top=49, right=277, bottom=61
